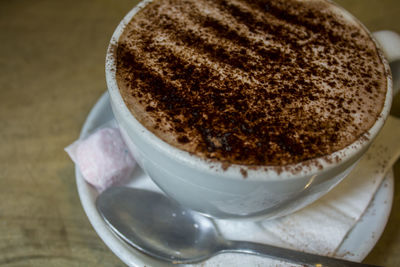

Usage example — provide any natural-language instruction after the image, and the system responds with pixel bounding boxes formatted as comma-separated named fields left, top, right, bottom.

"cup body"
left=106, top=0, right=392, bottom=219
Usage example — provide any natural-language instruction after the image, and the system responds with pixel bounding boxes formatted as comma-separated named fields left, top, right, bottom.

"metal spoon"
left=96, top=187, right=379, bottom=266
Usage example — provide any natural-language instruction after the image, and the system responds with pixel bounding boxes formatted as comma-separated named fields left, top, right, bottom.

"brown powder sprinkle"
left=116, top=0, right=387, bottom=166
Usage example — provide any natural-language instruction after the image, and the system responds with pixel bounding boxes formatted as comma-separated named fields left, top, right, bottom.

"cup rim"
left=105, top=0, right=393, bottom=181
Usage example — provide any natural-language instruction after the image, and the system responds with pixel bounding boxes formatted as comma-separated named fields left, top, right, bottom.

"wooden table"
left=0, top=0, right=399, bottom=266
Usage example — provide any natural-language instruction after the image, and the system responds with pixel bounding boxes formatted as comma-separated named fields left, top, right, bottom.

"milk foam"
left=116, top=0, right=388, bottom=166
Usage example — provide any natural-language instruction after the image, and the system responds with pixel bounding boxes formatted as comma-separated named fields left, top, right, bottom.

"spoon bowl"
left=96, top=187, right=221, bottom=263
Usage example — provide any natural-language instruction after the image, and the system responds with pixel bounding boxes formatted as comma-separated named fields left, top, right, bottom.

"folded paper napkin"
left=66, top=116, right=400, bottom=265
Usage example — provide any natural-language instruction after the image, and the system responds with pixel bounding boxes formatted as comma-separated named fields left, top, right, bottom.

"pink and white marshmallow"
left=65, top=127, right=136, bottom=192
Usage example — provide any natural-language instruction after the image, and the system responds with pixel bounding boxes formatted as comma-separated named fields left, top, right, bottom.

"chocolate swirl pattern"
left=116, top=0, right=388, bottom=166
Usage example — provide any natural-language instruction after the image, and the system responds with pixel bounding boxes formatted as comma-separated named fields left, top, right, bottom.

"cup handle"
left=373, top=31, right=400, bottom=95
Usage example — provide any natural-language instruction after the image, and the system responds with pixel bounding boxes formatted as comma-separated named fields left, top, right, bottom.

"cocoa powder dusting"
left=116, top=0, right=388, bottom=166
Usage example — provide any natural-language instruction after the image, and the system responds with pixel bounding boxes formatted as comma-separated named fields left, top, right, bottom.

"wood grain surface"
left=0, top=0, right=399, bottom=266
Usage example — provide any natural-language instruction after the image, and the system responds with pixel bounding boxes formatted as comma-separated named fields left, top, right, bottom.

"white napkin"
left=214, top=115, right=400, bottom=264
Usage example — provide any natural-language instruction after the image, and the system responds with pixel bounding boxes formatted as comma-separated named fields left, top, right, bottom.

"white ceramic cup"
left=106, top=0, right=394, bottom=220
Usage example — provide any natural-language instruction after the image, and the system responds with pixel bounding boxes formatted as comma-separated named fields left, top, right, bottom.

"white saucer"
left=76, top=92, right=394, bottom=266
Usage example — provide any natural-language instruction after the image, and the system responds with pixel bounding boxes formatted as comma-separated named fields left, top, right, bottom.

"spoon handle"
left=220, top=240, right=380, bottom=267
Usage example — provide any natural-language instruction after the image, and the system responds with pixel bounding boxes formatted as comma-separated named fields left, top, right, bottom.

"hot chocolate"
left=115, top=0, right=388, bottom=166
